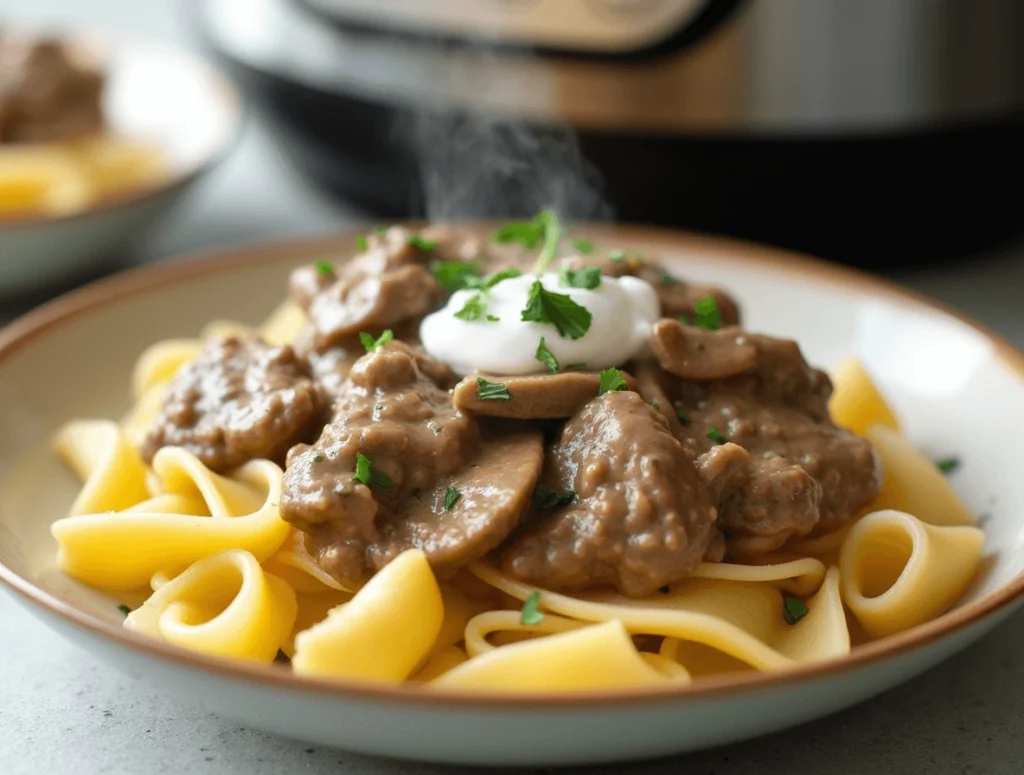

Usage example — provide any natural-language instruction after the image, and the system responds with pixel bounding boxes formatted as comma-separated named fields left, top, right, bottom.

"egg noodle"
left=48, top=301, right=985, bottom=693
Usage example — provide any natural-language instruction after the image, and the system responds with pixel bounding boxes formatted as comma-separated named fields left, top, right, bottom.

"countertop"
left=2, top=2, right=1023, bottom=773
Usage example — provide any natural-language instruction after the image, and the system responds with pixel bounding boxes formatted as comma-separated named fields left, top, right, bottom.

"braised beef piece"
left=281, top=341, right=543, bottom=589
left=452, top=371, right=637, bottom=420
left=566, top=254, right=741, bottom=327
left=141, top=335, right=323, bottom=472
left=501, top=391, right=719, bottom=598
left=642, top=322, right=881, bottom=555
left=0, top=37, right=105, bottom=144
left=289, top=227, right=443, bottom=353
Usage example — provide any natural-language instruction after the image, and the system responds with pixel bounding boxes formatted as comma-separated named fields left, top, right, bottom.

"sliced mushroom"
left=650, top=319, right=758, bottom=380
left=452, top=370, right=637, bottom=419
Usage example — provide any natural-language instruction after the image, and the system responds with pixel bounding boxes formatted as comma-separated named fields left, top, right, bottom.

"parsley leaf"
left=312, top=454, right=323, bottom=463
left=355, top=235, right=368, bottom=251
left=483, top=267, right=523, bottom=288
left=373, top=226, right=388, bottom=236
left=558, top=265, right=602, bottom=290
left=706, top=428, right=726, bottom=445
left=535, top=337, right=560, bottom=373
left=407, top=235, right=438, bottom=251
left=520, top=591, right=544, bottom=626
left=493, top=210, right=562, bottom=272
left=359, top=329, right=394, bottom=353
left=782, top=595, right=808, bottom=625
left=695, top=296, right=721, bottom=331
left=476, top=378, right=511, bottom=401
left=521, top=280, right=592, bottom=340
left=533, top=485, right=576, bottom=511
left=676, top=410, right=690, bottom=425
left=432, top=260, right=484, bottom=293
left=443, top=486, right=461, bottom=512
left=314, top=260, right=334, bottom=276
left=352, top=452, right=392, bottom=490
left=936, top=456, right=961, bottom=474
left=598, top=367, right=629, bottom=395
left=572, top=237, right=596, bottom=255
left=454, top=293, right=496, bottom=322
left=565, top=362, right=587, bottom=371
left=657, top=269, right=679, bottom=287
left=117, top=604, right=131, bottom=616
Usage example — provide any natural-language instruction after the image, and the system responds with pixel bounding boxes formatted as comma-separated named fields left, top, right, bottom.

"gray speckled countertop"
left=2, top=2, right=1024, bottom=773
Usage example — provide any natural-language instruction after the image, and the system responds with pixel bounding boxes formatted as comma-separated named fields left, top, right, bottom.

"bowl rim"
left=0, top=26, right=244, bottom=231
left=1, top=222, right=1021, bottom=709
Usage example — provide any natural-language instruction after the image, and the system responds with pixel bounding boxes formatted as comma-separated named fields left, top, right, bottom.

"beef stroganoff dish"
left=50, top=214, right=985, bottom=692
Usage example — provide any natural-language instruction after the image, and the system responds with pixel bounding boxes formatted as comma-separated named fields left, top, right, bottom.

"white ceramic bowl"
left=0, top=226, right=1021, bottom=767
left=0, top=28, right=242, bottom=293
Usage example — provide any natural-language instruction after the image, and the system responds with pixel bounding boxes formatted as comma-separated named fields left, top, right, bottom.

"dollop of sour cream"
left=420, top=271, right=659, bottom=376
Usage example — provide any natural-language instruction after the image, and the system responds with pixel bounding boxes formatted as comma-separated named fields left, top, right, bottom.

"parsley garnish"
left=432, top=260, right=483, bottom=293
left=352, top=453, right=392, bottom=490
left=454, top=293, right=497, bottom=322
left=558, top=265, right=602, bottom=290
left=521, top=280, right=592, bottom=340
left=374, top=226, right=388, bottom=236
left=676, top=410, right=690, bottom=425
left=657, top=269, right=679, bottom=287
left=652, top=401, right=660, bottom=410
left=359, top=329, right=394, bottom=352
left=572, top=237, right=595, bottom=255
left=678, top=313, right=690, bottom=325
left=936, top=457, right=961, bottom=474
left=355, top=235, right=368, bottom=251
left=117, top=604, right=131, bottom=616
left=565, top=362, right=587, bottom=371
left=706, top=428, right=726, bottom=445
left=695, top=296, right=721, bottom=331
left=493, top=210, right=562, bottom=273
left=476, top=378, right=511, bottom=401
left=608, top=249, right=626, bottom=262
left=312, top=454, right=323, bottom=463
left=535, top=337, right=559, bottom=373
left=520, top=591, right=544, bottom=625
left=533, top=485, right=576, bottom=511
left=443, top=486, right=460, bottom=511
left=598, top=368, right=629, bottom=395
left=407, top=235, right=438, bottom=251
left=782, top=595, right=808, bottom=625
left=314, top=260, right=334, bottom=276
left=483, top=267, right=522, bottom=288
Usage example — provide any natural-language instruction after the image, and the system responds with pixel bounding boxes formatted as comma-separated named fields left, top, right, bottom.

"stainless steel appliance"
left=194, top=0, right=1024, bottom=265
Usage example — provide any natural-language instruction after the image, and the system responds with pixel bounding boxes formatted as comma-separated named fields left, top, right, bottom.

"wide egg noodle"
left=51, top=442, right=290, bottom=590
left=125, top=549, right=297, bottom=662
left=54, top=420, right=151, bottom=516
left=262, top=527, right=350, bottom=594
left=839, top=509, right=984, bottom=639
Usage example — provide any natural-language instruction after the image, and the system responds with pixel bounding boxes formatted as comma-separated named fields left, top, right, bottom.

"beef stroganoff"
left=50, top=215, right=985, bottom=692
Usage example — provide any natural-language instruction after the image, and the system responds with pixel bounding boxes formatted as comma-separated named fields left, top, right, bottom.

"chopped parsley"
left=520, top=591, right=544, bottom=626
left=476, top=378, right=511, bottom=401
left=359, top=329, right=394, bottom=352
left=782, top=595, right=808, bottom=625
left=117, top=604, right=131, bottom=616
left=355, top=235, right=368, bottom=252
left=572, top=237, right=596, bottom=255
left=521, top=280, right=592, bottom=340
left=314, top=260, right=334, bottom=276
left=443, top=486, right=461, bottom=512
left=535, top=337, right=560, bottom=373
left=312, top=454, right=323, bottom=463
left=608, top=249, right=626, bottom=262
left=598, top=367, right=629, bottom=395
left=652, top=401, right=661, bottom=410
left=533, top=485, right=576, bottom=511
left=454, top=293, right=498, bottom=322
left=706, top=428, right=726, bottom=445
left=493, top=210, right=562, bottom=273
left=352, top=452, right=392, bottom=490
left=565, top=362, right=587, bottom=371
left=483, top=267, right=523, bottom=288
left=676, top=410, right=690, bottom=425
left=407, top=235, right=438, bottom=251
left=936, top=457, right=961, bottom=474
left=678, top=313, right=691, bottom=325
left=432, top=260, right=483, bottom=293
left=558, top=265, right=602, bottom=290
left=657, top=269, right=679, bottom=287
left=695, top=296, right=721, bottom=331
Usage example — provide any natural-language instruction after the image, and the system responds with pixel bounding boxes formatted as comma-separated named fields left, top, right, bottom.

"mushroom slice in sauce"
left=501, top=390, right=718, bottom=598
left=650, top=319, right=758, bottom=380
left=280, top=341, right=542, bottom=589
left=452, top=371, right=638, bottom=420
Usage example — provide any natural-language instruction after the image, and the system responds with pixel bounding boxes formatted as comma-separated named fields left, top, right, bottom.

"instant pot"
left=194, top=0, right=1024, bottom=266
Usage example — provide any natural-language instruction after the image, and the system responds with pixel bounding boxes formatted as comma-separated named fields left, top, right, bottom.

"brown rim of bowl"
left=0, top=29, right=243, bottom=231
left=1, top=222, right=1022, bottom=709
